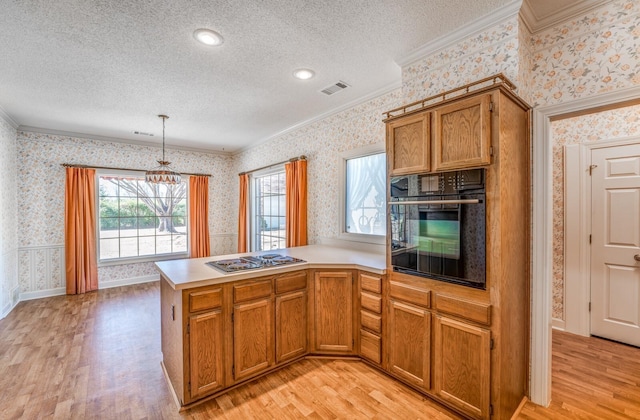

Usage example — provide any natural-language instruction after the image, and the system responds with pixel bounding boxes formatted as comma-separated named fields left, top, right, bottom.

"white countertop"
left=155, top=244, right=386, bottom=290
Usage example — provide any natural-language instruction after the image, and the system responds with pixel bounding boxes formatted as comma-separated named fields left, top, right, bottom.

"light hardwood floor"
left=1, top=282, right=639, bottom=419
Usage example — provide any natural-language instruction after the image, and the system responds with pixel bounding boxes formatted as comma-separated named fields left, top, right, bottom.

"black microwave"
left=389, top=169, right=486, bottom=289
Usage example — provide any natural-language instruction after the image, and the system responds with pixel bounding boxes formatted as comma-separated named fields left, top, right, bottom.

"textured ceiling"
left=0, top=0, right=577, bottom=152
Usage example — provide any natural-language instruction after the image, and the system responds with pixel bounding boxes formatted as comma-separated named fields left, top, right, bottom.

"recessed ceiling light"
left=193, top=29, right=224, bottom=46
left=293, top=68, right=315, bottom=80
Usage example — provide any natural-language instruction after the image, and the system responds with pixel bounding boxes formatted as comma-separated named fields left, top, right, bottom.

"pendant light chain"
left=144, top=114, right=181, bottom=184
left=162, top=115, right=166, bottom=162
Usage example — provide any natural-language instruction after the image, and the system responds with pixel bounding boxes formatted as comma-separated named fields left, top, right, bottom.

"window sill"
left=337, top=232, right=386, bottom=245
left=98, top=253, right=189, bottom=267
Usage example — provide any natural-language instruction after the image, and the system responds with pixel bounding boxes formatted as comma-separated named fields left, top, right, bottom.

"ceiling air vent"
left=321, top=81, right=349, bottom=96
left=133, top=131, right=154, bottom=137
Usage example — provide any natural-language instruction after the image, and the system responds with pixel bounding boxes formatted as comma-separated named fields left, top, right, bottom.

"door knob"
left=635, top=254, right=640, bottom=262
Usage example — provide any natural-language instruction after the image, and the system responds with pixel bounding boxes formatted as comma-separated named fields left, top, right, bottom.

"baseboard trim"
left=20, top=287, right=66, bottom=301
left=18, top=275, right=159, bottom=303
left=511, top=396, right=530, bottom=417
left=1, top=300, right=19, bottom=320
left=552, top=317, right=566, bottom=331
left=161, top=361, right=182, bottom=410
left=98, top=274, right=158, bottom=290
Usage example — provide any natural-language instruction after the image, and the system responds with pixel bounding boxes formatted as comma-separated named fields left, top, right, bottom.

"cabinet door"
left=387, top=112, right=431, bottom=176
left=433, top=315, right=490, bottom=420
left=275, top=291, right=308, bottom=363
left=189, top=309, right=224, bottom=399
left=233, top=298, right=274, bottom=381
left=314, top=271, right=353, bottom=352
left=387, top=300, right=431, bottom=390
left=432, top=94, right=492, bottom=171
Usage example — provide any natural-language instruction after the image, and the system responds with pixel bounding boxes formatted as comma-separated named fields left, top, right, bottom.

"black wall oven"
left=389, top=169, right=486, bottom=289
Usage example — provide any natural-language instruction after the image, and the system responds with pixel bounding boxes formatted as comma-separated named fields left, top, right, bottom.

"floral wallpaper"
left=529, top=0, right=640, bottom=107
left=234, top=89, right=403, bottom=246
left=6, top=0, right=640, bottom=316
left=526, top=0, right=640, bottom=320
left=16, top=132, right=236, bottom=293
left=517, top=16, right=535, bottom=106
left=402, top=16, right=521, bottom=102
left=551, top=104, right=640, bottom=319
left=0, top=112, right=18, bottom=315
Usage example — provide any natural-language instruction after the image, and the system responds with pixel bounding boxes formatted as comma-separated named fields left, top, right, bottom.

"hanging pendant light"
left=145, top=114, right=181, bottom=184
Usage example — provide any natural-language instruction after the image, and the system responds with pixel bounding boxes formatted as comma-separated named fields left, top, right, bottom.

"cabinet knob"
left=635, top=254, right=640, bottom=262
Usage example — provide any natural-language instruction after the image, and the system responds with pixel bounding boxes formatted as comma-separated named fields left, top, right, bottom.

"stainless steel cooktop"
left=206, top=253, right=306, bottom=274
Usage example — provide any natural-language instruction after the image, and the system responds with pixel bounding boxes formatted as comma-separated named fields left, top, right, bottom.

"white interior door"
left=591, top=142, right=640, bottom=347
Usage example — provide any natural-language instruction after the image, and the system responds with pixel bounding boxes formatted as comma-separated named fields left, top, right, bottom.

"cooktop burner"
left=206, top=253, right=306, bottom=274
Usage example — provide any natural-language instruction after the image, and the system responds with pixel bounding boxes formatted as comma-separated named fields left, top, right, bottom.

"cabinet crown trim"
left=383, top=73, right=522, bottom=121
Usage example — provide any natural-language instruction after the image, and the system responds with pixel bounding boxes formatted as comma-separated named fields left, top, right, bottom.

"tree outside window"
left=98, top=175, right=188, bottom=261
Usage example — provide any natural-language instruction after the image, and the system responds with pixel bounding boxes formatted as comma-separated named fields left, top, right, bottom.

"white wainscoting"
left=17, top=233, right=237, bottom=302
left=18, top=244, right=65, bottom=300
left=1, top=248, right=19, bottom=318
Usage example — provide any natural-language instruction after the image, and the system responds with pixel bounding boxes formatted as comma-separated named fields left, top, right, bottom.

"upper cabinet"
left=432, top=94, right=492, bottom=171
left=386, top=112, right=430, bottom=176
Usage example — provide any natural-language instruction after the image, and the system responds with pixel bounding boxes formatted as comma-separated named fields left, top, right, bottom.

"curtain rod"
left=239, top=155, right=306, bottom=176
left=61, top=163, right=211, bottom=178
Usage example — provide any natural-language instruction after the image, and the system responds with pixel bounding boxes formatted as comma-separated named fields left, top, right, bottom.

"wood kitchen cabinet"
left=432, top=93, right=492, bottom=171
left=433, top=315, right=490, bottom=419
left=275, top=270, right=308, bottom=363
left=386, top=111, right=431, bottom=176
left=313, top=271, right=354, bottom=353
left=188, top=309, right=225, bottom=399
left=383, top=75, right=531, bottom=420
left=386, top=279, right=432, bottom=390
left=387, top=299, right=431, bottom=389
left=275, top=291, right=307, bottom=363
left=232, top=279, right=274, bottom=381
left=358, top=272, right=383, bottom=365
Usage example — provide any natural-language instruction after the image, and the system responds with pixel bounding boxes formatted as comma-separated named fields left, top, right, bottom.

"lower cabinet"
left=387, top=299, right=431, bottom=390
left=188, top=309, right=225, bottom=400
left=233, top=297, right=274, bottom=381
left=275, top=290, right=308, bottom=363
left=433, top=315, right=491, bottom=420
left=172, top=269, right=498, bottom=419
left=314, top=271, right=354, bottom=353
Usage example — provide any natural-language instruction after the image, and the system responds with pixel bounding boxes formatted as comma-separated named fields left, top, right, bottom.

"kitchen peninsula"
left=156, top=244, right=386, bottom=410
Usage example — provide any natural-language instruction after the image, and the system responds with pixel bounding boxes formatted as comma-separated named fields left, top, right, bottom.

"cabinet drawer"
left=435, top=294, right=491, bottom=326
left=275, top=271, right=307, bottom=294
left=233, top=279, right=273, bottom=303
left=360, top=292, right=382, bottom=314
left=360, top=329, right=381, bottom=364
left=389, top=281, right=431, bottom=309
left=189, top=288, right=222, bottom=312
left=360, top=273, right=381, bottom=293
left=360, top=310, right=381, bottom=334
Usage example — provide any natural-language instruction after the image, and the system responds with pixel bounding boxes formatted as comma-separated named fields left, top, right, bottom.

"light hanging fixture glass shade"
left=145, top=114, right=181, bottom=184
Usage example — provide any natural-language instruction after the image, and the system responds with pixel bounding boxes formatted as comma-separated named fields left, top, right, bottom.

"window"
left=97, top=173, right=188, bottom=262
left=251, top=169, right=286, bottom=251
left=345, top=152, right=386, bottom=237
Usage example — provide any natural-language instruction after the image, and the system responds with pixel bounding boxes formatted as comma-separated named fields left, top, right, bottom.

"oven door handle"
left=388, top=199, right=481, bottom=205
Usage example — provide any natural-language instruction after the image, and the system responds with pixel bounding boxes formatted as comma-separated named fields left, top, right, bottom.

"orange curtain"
left=285, top=159, right=308, bottom=247
left=189, top=176, right=211, bottom=258
left=237, top=173, right=249, bottom=252
left=65, top=167, right=98, bottom=294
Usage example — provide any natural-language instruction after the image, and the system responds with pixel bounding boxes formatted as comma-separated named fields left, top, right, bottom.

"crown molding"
left=520, top=0, right=611, bottom=33
left=16, top=125, right=232, bottom=156
left=0, top=105, right=19, bottom=129
left=233, top=79, right=402, bottom=156
left=396, top=0, right=523, bottom=68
